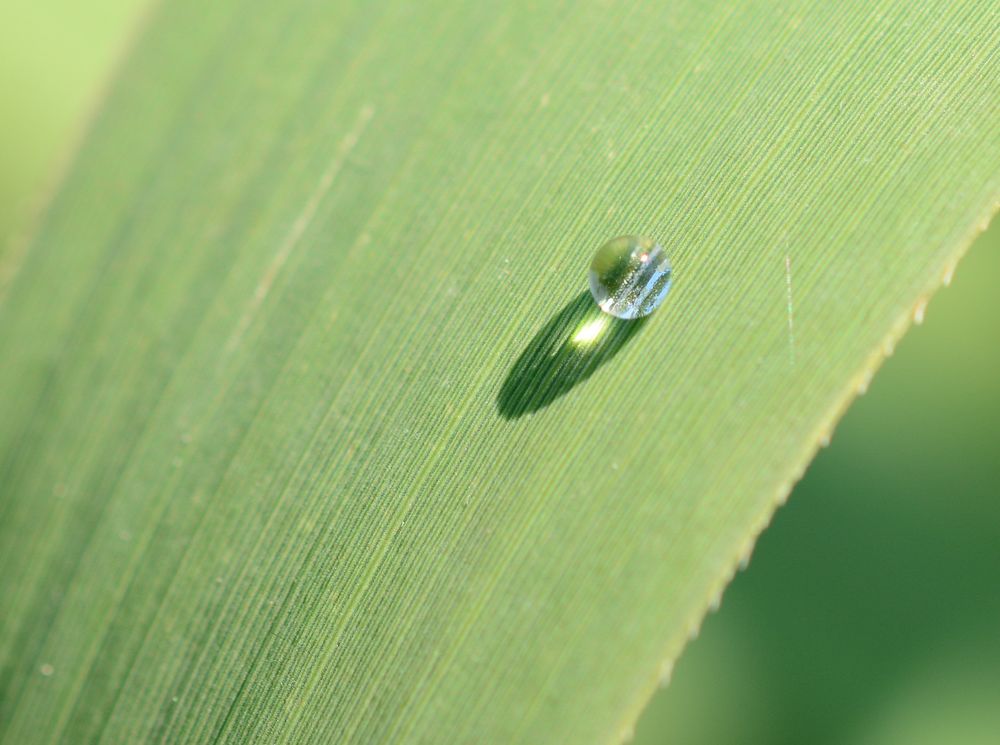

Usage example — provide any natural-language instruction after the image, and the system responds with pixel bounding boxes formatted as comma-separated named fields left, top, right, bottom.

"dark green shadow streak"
left=497, top=291, right=647, bottom=419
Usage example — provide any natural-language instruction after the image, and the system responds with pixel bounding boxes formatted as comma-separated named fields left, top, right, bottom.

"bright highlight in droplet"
left=572, top=316, right=609, bottom=345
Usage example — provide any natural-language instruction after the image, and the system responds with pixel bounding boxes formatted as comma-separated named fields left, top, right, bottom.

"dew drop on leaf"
left=588, top=235, right=672, bottom=319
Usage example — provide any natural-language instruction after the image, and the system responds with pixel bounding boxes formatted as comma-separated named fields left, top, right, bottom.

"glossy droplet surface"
left=588, top=235, right=672, bottom=319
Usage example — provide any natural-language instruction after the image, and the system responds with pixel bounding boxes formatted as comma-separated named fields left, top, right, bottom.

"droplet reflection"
left=572, top=316, right=610, bottom=345
left=588, top=235, right=672, bottom=319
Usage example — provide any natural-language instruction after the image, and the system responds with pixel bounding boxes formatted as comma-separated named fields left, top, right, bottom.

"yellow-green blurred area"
left=2, top=2, right=997, bottom=743
left=0, top=0, right=146, bottom=242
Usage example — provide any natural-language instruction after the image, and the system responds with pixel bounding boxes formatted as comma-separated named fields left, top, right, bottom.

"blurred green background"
left=2, top=2, right=997, bottom=743
left=633, top=221, right=1000, bottom=745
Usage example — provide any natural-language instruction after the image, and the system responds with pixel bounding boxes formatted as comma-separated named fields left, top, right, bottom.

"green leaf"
left=1, top=1, right=997, bottom=743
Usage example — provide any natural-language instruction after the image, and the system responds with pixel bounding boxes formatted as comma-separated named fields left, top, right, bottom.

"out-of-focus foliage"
left=0, top=0, right=146, bottom=246
left=635, top=221, right=1000, bottom=744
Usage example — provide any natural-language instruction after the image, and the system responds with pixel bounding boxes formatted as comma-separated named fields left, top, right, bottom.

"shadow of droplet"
left=497, top=291, right=647, bottom=419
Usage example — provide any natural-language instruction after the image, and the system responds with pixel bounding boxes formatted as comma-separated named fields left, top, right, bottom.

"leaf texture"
left=1, top=1, right=998, bottom=743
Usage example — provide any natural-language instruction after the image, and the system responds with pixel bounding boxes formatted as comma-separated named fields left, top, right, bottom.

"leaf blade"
left=1, top=1, right=998, bottom=743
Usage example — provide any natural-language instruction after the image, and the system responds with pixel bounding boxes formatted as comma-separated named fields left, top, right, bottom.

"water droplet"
left=913, top=298, right=928, bottom=325
left=588, top=235, right=672, bottom=319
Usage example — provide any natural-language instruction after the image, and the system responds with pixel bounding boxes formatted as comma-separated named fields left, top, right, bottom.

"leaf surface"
left=1, top=1, right=998, bottom=743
